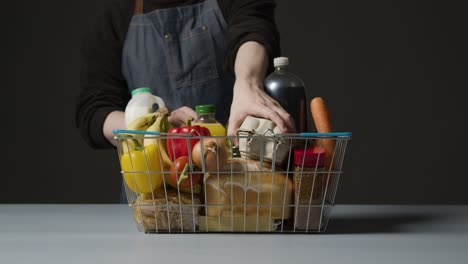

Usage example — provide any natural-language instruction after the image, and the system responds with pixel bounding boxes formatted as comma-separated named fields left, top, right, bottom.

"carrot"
left=310, top=97, right=335, bottom=168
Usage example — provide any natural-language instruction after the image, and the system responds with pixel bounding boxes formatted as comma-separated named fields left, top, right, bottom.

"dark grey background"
left=1, top=0, right=467, bottom=204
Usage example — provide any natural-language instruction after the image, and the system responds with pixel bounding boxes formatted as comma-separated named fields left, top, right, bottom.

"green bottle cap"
left=196, top=104, right=216, bottom=114
left=131, top=87, right=151, bottom=96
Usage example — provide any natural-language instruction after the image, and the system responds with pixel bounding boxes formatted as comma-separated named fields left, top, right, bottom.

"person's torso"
left=122, top=0, right=233, bottom=124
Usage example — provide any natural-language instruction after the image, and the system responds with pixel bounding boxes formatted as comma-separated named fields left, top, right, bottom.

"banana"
left=120, top=113, right=158, bottom=154
left=162, top=113, right=173, bottom=134
left=148, top=107, right=172, bottom=133
left=144, top=114, right=163, bottom=146
left=126, top=113, right=158, bottom=131
left=120, top=134, right=135, bottom=154
left=145, top=113, right=173, bottom=170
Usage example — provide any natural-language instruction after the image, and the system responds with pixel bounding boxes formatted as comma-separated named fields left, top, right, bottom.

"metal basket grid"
left=114, top=130, right=351, bottom=233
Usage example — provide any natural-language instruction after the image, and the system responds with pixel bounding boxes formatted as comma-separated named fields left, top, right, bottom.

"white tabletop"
left=1, top=205, right=467, bottom=264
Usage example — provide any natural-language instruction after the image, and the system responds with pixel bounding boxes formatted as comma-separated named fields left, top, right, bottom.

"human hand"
left=168, top=106, right=197, bottom=127
left=227, top=80, right=296, bottom=137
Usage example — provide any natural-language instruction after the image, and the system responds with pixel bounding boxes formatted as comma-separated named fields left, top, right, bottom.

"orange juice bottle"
left=193, top=104, right=226, bottom=136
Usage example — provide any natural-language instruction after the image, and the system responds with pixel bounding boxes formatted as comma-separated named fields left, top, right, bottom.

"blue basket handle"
left=300, top=132, right=352, bottom=137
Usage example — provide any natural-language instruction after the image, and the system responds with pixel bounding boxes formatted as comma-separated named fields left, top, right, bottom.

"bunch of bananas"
left=123, top=107, right=173, bottom=171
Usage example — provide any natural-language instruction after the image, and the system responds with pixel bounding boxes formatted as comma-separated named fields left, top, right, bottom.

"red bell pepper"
left=166, top=118, right=210, bottom=161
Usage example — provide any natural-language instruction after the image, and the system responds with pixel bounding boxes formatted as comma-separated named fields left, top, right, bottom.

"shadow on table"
left=325, top=214, right=440, bottom=234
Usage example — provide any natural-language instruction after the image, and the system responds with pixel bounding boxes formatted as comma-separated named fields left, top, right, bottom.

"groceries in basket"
left=236, top=116, right=291, bottom=167
left=116, top=95, right=351, bottom=233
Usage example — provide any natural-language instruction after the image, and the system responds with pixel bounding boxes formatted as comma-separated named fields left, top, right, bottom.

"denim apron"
left=120, top=0, right=232, bottom=203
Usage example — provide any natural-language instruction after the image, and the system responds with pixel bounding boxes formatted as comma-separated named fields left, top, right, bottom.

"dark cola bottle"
left=264, top=57, right=308, bottom=132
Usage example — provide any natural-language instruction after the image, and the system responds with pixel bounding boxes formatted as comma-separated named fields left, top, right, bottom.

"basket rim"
left=112, top=129, right=352, bottom=138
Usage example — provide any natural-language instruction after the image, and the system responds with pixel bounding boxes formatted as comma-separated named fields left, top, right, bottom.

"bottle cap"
left=196, top=104, right=216, bottom=114
left=294, top=146, right=325, bottom=167
left=131, top=87, right=151, bottom=96
left=273, top=57, right=289, bottom=67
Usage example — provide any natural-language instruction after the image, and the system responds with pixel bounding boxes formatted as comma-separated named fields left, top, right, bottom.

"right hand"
left=168, top=106, right=197, bottom=127
left=227, top=80, right=296, bottom=137
left=228, top=41, right=296, bottom=139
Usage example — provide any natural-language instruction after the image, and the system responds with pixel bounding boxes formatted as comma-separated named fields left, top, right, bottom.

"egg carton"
left=236, top=116, right=291, bottom=167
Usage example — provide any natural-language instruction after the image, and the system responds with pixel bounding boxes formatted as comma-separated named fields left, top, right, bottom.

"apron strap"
left=134, top=0, right=144, bottom=15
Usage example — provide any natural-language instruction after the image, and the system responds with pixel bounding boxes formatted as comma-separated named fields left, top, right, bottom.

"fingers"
left=228, top=88, right=297, bottom=138
left=168, top=106, right=197, bottom=127
left=267, top=103, right=296, bottom=133
left=168, top=117, right=185, bottom=127
left=255, top=91, right=296, bottom=133
left=228, top=103, right=296, bottom=141
left=255, top=105, right=296, bottom=133
left=179, top=106, right=197, bottom=120
left=227, top=114, right=244, bottom=142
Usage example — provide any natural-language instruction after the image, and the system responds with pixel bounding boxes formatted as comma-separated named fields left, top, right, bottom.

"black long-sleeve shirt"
left=76, top=0, right=280, bottom=149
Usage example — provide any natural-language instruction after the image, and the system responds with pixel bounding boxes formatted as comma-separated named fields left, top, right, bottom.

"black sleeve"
left=75, top=0, right=134, bottom=149
left=221, top=0, right=281, bottom=76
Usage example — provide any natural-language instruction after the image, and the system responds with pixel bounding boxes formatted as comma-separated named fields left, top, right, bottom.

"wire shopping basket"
left=113, top=129, right=351, bottom=233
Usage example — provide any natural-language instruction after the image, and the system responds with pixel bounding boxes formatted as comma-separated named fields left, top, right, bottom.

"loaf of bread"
left=204, top=158, right=293, bottom=219
left=199, top=216, right=280, bottom=232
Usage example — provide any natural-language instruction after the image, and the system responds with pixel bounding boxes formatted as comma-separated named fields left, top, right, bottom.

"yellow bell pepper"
left=120, top=140, right=163, bottom=194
